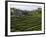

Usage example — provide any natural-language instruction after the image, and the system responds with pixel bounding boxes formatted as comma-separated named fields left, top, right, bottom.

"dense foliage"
left=10, top=8, right=42, bottom=32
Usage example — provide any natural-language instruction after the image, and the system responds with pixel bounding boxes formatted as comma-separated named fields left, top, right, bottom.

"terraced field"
left=10, top=8, right=42, bottom=32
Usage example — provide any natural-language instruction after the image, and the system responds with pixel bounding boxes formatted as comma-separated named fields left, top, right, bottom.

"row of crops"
left=10, top=8, right=42, bottom=32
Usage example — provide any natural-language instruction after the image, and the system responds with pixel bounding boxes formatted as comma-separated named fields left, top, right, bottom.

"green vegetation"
left=10, top=8, right=42, bottom=32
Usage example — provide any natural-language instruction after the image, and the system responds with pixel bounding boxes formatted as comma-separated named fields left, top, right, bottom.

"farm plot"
left=10, top=8, right=42, bottom=32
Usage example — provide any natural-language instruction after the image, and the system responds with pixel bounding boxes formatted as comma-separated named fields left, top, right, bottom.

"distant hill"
left=10, top=8, right=42, bottom=17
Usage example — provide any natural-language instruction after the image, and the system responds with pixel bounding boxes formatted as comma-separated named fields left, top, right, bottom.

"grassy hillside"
left=10, top=8, right=42, bottom=32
